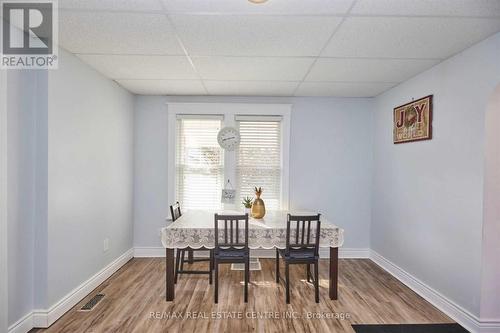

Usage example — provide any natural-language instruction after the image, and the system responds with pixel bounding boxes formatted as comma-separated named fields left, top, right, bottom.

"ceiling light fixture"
left=248, top=0, right=269, bottom=4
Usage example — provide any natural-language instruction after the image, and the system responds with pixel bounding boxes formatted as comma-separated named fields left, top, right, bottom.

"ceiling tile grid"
left=204, top=80, right=300, bottom=96
left=59, top=11, right=185, bottom=55
left=351, top=0, right=500, bottom=17
left=295, top=82, right=398, bottom=97
left=76, top=55, right=199, bottom=80
left=192, top=56, right=315, bottom=81
left=59, top=0, right=164, bottom=12
left=161, top=0, right=355, bottom=15
left=169, top=15, right=343, bottom=57
left=57, top=0, right=500, bottom=97
left=305, top=58, right=441, bottom=83
left=117, top=79, right=206, bottom=95
left=320, top=16, right=500, bottom=58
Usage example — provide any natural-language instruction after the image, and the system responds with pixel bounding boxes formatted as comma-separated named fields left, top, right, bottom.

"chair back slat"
left=224, top=220, right=228, bottom=244
left=286, top=214, right=321, bottom=256
left=306, top=220, right=311, bottom=245
left=294, top=221, right=298, bottom=244
left=301, top=221, right=305, bottom=244
left=230, top=220, right=234, bottom=244
left=169, top=202, right=182, bottom=222
left=214, top=214, right=249, bottom=252
left=236, top=221, right=239, bottom=243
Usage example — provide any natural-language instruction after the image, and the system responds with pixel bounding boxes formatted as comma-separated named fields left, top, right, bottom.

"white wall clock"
left=217, top=127, right=240, bottom=151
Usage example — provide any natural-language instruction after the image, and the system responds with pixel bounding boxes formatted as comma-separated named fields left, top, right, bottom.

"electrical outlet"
left=103, top=238, right=109, bottom=252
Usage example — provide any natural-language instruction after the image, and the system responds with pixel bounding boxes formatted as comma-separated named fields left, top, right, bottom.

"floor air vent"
left=80, top=294, right=105, bottom=311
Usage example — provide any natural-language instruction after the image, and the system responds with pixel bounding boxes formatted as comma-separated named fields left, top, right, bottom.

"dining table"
left=160, top=210, right=344, bottom=301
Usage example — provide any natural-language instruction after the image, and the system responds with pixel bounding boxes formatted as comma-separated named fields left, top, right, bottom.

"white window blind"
left=176, top=117, right=223, bottom=210
left=236, top=117, right=282, bottom=210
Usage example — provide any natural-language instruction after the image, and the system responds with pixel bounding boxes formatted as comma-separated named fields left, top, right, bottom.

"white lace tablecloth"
left=161, top=210, right=344, bottom=249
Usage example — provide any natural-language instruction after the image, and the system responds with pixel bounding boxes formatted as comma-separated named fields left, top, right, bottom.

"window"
left=236, top=116, right=282, bottom=210
left=168, top=103, right=290, bottom=212
left=175, top=116, right=223, bottom=210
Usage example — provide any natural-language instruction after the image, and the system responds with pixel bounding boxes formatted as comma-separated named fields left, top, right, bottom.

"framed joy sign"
left=393, top=95, right=433, bottom=144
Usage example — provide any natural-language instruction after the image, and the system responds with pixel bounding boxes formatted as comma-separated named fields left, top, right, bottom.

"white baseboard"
left=478, top=320, right=500, bottom=333
left=133, top=247, right=370, bottom=259
left=31, top=248, right=134, bottom=329
left=9, top=247, right=498, bottom=333
left=369, top=250, right=500, bottom=333
left=7, top=312, right=33, bottom=333
left=338, top=248, right=370, bottom=258
left=134, top=247, right=166, bottom=257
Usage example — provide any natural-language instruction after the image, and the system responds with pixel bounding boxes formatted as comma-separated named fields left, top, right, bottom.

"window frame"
left=167, top=103, right=291, bottom=211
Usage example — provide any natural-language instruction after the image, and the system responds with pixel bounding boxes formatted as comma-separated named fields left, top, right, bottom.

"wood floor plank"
left=30, top=258, right=453, bottom=333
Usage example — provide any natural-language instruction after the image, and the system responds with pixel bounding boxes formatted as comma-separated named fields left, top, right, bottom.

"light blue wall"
left=371, top=32, right=500, bottom=317
left=6, top=69, right=41, bottom=326
left=133, top=96, right=169, bottom=248
left=0, top=66, right=7, bottom=333
left=133, top=96, right=373, bottom=249
left=290, top=98, right=373, bottom=248
left=481, top=84, right=500, bottom=319
left=46, top=49, right=135, bottom=306
left=33, top=70, right=49, bottom=310
left=5, top=48, right=135, bottom=327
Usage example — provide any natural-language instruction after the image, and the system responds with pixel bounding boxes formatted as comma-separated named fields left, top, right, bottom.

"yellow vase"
left=251, top=194, right=266, bottom=219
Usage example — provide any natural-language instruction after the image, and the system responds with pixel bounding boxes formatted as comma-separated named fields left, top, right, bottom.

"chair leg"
left=306, top=264, right=311, bottom=282
left=188, top=249, right=194, bottom=264
left=209, top=250, right=213, bottom=285
left=244, top=258, right=249, bottom=303
left=285, top=262, right=290, bottom=304
left=174, top=249, right=181, bottom=284
left=214, top=261, right=219, bottom=304
left=314, top=261, right=319, bottom=303
left=180, top=249, right=185, bottom=271
left=275, top=249, right=280, bottom=283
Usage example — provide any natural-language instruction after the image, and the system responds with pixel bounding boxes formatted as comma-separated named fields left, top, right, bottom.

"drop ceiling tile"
left=322, top=17, right=500, bottom=58
left=59, top=11, right=184, bottom=55
left=204, top=80, right=299, bottom=96
left=352, top=0, right=500, bottom=17
left=162, top=0, right=354, bottom=15
left=306, top=58, right=440, bottom=82
left=295, top=82, right=397, bottom=97
left=117, top=80, right=206, bottom=95
left=59, top=0, right=163, bottom=11
left=192, top=56, right=314, bottom=81
left=170, top=15, right=342, bottom=56
left=77, top=55, right=198, bottom=79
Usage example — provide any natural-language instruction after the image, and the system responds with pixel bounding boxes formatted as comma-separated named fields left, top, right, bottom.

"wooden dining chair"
left=213, top=213, right=250, bottom=303
left=276, top=214, right=321, bottom=303
left=170, top=202, right=214, bottom=284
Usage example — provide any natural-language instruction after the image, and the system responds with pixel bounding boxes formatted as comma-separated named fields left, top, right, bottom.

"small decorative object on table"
left=242, top=196, right=253, bottom=214
left=251, top=187, right=266, bottom=219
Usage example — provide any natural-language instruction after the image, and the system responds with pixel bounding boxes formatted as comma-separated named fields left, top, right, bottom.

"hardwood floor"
left=31, top=258, right=453, bottom=333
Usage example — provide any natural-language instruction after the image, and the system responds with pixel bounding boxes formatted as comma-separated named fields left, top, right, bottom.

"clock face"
left=217, top=127, right=240, bottom=151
